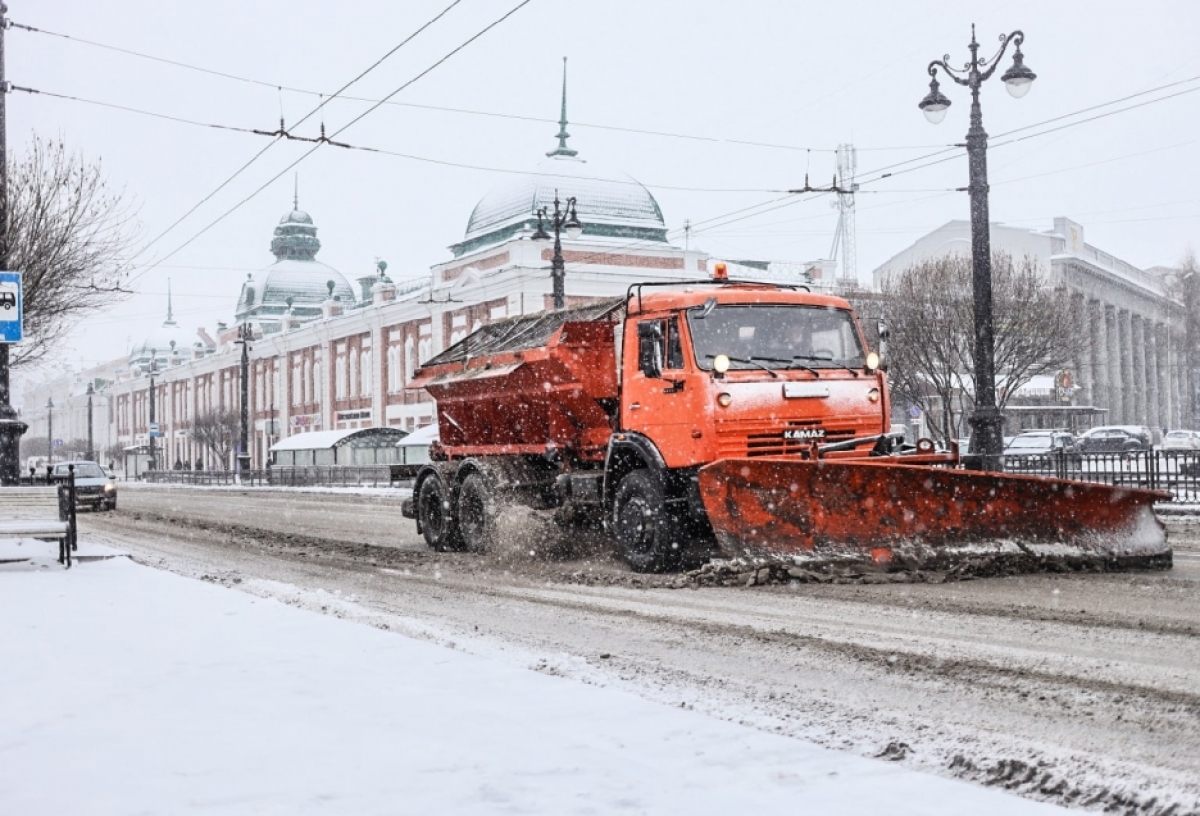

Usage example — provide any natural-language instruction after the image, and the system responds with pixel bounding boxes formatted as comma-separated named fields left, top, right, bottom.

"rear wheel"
left=457, top=473, right=497, bottom=554
left=417, top=474, right=461, bottom=552
left=613, top=470, right=682, bottom=573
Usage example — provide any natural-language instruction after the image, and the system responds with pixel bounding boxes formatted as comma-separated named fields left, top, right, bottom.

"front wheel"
left=456, top=473, right=497, bottom=554
left=613, top=470, right=682, bottom=573
left=417, top=474, right=462, bottom=552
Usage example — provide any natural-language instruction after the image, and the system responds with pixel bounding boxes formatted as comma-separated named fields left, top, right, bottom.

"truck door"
left=623, top=316, right=703, bottom=467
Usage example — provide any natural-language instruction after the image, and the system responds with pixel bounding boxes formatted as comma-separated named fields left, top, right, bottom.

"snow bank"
left=0, top=550, right=1067, bottom=815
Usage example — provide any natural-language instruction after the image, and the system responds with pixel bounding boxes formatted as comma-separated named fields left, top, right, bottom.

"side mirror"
left=637, top=321, right=664, bottom=379
left=875, top=318, right=889, bottom=372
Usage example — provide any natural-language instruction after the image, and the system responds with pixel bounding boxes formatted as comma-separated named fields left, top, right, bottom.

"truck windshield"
left=687, top=304, right=866, bottom=371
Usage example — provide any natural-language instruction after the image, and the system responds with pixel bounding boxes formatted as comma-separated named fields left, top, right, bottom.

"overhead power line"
left=121, top=0, right=466, bottom=266
left=125, top=0, right=534, bottom=289
left=9, top=18, right=952, bottom=155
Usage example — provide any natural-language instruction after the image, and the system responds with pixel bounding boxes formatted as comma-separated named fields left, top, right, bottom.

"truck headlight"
left=866, top=352, right=880, bottom=371
left=866, top=388, right=881, bottom=403
left=717, top=392, right=733, bottom=407
left=713, top=354, right=731, bottom=374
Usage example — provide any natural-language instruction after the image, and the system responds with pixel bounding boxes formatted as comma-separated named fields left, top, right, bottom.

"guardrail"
left=141, top=465, right=418, bottom=488
left=143, top=470, right=270, bottom=486
left=1004, top=449, right=1200, bottom=501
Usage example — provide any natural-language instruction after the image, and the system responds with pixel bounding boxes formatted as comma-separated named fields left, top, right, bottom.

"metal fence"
left=1004, top=449, right=1200, bottom=502
left=142, top=465, right=418, bottom=488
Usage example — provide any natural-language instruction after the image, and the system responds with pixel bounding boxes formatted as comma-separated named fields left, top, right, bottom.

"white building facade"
left=872, top=216, right=1190, bottom=430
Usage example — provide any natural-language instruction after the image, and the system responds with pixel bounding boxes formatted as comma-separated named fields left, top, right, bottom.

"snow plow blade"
left=697, top=459, right=1172, bottom=575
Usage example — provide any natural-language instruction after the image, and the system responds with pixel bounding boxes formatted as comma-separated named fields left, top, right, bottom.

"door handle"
left=630, top=403, right=641, bottom=410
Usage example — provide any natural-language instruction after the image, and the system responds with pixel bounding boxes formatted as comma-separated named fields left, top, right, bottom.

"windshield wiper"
left=791, top=354, right=860, bottom=377
left=706, top=354, right=780, bottom=378
left=751, top=355, right=818, bottom=377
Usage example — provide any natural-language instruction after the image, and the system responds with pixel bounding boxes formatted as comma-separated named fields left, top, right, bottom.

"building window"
left=336, top=356, right=347, bottom=399
left=361, top=349, right=372, bottom=397
left=349, top=351, right=359, bottom=398
left=387, top=347, right=400, bottom=393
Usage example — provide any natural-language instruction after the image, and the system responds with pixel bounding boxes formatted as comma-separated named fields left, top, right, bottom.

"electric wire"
left=120, top=0, right=467, bottom=266
left=9, top=19, right=954, bottom=154
left=124, top=0, right=533, bottom=289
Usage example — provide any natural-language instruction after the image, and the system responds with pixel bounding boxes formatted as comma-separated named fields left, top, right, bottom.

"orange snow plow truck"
left=404, top=272, right=1171, bottom=575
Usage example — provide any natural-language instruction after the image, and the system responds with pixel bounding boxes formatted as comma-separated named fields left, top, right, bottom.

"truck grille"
left=715, top=419, right=858, bottom=458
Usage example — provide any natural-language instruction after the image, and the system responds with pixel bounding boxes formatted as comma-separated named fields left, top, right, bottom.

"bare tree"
left=190, top=408, right=238, bottom=471
left=7, top=136, right=138, bottom=366
left=872, top=252, right=1087, bottom=443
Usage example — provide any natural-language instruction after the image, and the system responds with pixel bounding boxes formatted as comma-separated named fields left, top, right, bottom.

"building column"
left=1132, top=314, right=1147, bottom=424
left=1073, top=292, right=1093, bottom=406
left=1106, top=306, right=1122, bottom=423
left=370, top=322, right=385, bottom=429
left=1117, top=309, right=1133, bottom=424
left=1090, top=300, right=1109, bottom=413
left=1173, top=331, right=1187, bottom=427
left=1146, top=321, right=1160, bottom=431
left=1157, top=324, right=1173, bottom=428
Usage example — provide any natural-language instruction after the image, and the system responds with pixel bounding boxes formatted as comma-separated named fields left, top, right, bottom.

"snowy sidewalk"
left=1, top=544, right=1067, bottom=815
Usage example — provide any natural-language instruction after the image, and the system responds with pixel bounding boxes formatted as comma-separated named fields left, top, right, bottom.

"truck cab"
left=605, top=283, right=891, bottom=570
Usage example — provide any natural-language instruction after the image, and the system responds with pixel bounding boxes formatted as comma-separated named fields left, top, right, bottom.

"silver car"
left=52, top=460, right=118, bottom=511
left=1162, top=430, right=1200, bottom=451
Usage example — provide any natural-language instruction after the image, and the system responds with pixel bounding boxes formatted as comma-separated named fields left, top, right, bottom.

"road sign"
left=53, top=438, right=63, bottom=447
left=0, top=271, right=23, bottom=343
left=149, top=422, right=161, bottom=439
left=908, top=404, right=922, bottom=419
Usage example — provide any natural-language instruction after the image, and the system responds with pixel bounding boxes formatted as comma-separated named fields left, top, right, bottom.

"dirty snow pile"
left=0, top=540, right=1068, bottom=815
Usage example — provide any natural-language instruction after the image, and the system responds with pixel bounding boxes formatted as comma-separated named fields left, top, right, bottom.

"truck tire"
left=457, top=472, right=496, bottom=554
left=613, top=470, right=682, bottom=573
left=417, top=474, right=462, bottom=552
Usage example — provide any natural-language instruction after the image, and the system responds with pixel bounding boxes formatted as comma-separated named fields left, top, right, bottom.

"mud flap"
left=697, top=459, right=1172, bottom=573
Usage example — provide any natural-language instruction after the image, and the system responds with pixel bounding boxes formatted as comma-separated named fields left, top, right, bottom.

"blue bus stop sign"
left=0, top=272, right=23, bottom=343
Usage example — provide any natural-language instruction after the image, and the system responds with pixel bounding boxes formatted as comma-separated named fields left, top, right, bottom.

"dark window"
left=665, top=317, right=684, bottom=370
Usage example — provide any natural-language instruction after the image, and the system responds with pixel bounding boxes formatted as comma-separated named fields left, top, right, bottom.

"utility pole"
left=236, top=323, right=252, bottom=475
left=148, top=352, right=157, bottom=470
left=0, top=3, right=28, bottom=485
left=45, top=397, right=51, bottom=465
left=86, top=381, right=94, bottom=462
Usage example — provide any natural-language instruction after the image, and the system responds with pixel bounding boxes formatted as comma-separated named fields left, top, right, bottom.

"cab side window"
left=665, top=317, right=684, bottom=370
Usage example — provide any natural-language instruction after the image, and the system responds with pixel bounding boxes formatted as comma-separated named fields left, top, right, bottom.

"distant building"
left=872, top=216, right=1190, bottom=430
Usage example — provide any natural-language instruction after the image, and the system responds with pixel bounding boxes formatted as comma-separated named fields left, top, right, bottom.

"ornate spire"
left=163, top=278, right=177, bottom=327
left=293, top=173, right=299, bottom=210
left=546, top=57, right=578, bottom=158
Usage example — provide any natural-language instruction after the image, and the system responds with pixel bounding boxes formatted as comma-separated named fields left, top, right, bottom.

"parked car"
left=1076, top=428, right=1145, bottom=454
left=1078, top=425, right=1153, bottom=450
left=51, top=460, right=117, bottom=511
left=1161, top=430, right=1200, bottom=451
left=1003, top=431, right=1078, bottom=460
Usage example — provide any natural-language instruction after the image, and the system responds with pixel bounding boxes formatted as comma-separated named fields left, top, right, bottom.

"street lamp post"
left=236, top=323, right=252, bottom=476
left=531, top=192, right=583, bottom=310
left=0, top=2, right=28, bottom=485
left=148, top=350, right=157, bottom=471
left=86, top=381, right=94, bottom=462
left=919, top=25, right=1036, bottom=472
left=45, top=397, right=52, bottom=466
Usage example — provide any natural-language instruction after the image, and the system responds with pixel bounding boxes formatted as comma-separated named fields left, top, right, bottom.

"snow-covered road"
left=6, top=548, right=1080, bottom=816
left=65, top=489, right=1200, bottom=816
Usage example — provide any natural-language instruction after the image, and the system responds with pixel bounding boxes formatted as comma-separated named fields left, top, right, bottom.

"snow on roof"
left=396, top=423, right=438, bottom=447
left=269, top=427, right=406, bottom=452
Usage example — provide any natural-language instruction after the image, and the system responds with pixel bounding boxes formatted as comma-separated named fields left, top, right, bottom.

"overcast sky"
left=9, top=0, right=1200, bottom=383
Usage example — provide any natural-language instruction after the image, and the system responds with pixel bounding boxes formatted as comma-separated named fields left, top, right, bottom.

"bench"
left=0, top=485, right=78, bottom=567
